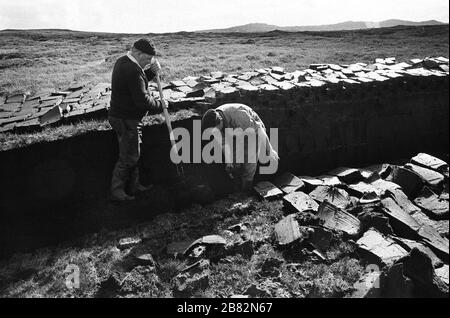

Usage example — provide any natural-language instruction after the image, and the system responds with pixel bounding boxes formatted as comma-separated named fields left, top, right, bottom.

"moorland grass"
left=1, top=25, right=448, bottom=95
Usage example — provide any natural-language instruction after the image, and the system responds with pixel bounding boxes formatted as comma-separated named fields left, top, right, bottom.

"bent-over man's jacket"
left=215, top=103, right=278, bottom=164
left=109, top=55, right=161, bottom=119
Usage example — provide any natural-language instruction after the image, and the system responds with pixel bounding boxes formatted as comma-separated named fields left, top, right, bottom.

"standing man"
left=201, top=103, right=279, bottom=191
left=109, top=38, right=164, bottom=201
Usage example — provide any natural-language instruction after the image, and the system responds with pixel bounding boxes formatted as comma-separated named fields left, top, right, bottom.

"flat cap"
left=133, top=38, right=156, bottom=55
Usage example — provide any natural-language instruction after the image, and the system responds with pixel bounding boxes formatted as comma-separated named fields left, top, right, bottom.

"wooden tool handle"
left=156, top=74, right=177, bottom=148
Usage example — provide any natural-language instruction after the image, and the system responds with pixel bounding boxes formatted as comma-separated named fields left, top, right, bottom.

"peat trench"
left=0, top=112, right=447, bottom=259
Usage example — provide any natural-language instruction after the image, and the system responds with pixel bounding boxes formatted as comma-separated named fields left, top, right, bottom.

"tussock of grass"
left=294, top=258, right=362, bottom=298
left=157, top=259, right=185, bottom=284
left=202, top=255, right=257, bottom=297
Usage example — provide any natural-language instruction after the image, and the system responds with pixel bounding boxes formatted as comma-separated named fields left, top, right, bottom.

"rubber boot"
left=127, top=166, right=153, bottom=195
left=111, top=164, right=135, bottom=201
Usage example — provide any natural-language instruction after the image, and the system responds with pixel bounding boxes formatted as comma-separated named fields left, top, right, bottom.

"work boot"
left=128, top=166, right=153, bottom=195
left=135, top=183, right=154, bottom=192
left=128, top=183, right=154, bottom=196
left=111, top=164, right=132, bottom=199
left=111, top=190, right=135, bottom=202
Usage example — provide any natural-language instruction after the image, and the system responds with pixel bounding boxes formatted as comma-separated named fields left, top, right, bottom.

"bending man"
left=201, top=103, right=279, bottom=191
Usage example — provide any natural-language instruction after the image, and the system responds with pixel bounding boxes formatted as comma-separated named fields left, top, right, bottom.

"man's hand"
left=156, top=99, right=171, bottom=110
left=148, top=59, right=161, bottom=75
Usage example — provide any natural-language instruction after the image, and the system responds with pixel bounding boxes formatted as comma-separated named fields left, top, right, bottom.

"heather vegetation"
left=0, top=25, right=448, bottom=96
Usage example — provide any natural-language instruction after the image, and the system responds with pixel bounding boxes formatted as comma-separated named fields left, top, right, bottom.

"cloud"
left=0, top=0, right=448, bottom=32
left=0, top=1, right=72, bottom=29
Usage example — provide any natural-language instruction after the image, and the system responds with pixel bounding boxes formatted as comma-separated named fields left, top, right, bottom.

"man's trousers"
left=109, top=116, right=143, bottom=196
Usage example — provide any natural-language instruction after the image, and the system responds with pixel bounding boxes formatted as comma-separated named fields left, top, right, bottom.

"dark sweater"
left=109, top=55, right=161, bottom=119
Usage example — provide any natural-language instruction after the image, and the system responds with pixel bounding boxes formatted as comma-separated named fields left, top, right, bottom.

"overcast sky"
left=0, top=0, right=448, bottom=33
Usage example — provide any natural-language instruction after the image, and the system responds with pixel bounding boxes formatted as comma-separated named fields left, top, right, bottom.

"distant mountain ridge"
left=197, top=19, right=446, bottom=33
